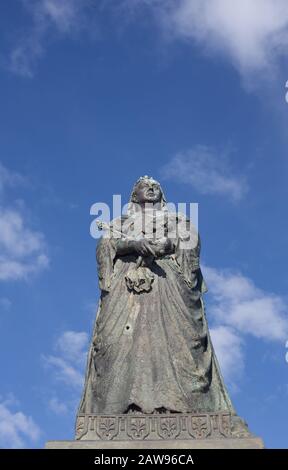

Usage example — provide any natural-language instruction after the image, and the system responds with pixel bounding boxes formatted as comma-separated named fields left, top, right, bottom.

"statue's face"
left=134, top=180, right=162, bottom=204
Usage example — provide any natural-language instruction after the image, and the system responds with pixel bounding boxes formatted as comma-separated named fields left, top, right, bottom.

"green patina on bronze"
left=78, top=177, right=236, bottom=417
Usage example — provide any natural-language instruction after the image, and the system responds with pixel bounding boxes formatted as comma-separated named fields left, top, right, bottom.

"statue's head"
left=130, top=176, right=166, bottom=207
left=127, top=176, right=167, bottom=215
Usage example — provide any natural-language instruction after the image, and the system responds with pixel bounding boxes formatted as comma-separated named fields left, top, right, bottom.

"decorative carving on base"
left=157, top=416, right=180, bottom=440
left=188, top=415, right=211, bottom=439
left=75, top=412, right=251, bottom=441
left=127, top=416, right=150, bottom=440
left=96, top=416, right=119, bottom=440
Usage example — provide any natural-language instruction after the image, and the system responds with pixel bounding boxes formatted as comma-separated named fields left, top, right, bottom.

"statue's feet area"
left=125, top=404, right=178, bottom=414
left=125, top=404, right=142, bottom=414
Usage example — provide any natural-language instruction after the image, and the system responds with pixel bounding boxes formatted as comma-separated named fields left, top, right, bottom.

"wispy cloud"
left=43, top=330, right=88, bottom=389
left=161, top=146, right=248, bottom=201
left=42, top=355, right=85, bottom=388
left=8, top=1, right=288, bottom=81
left=48, top=397, right=68, bottom=415
left=9, top=0, right=92, bottom=77
left=0, top=396, right=41, bottom=448
left=210, top=325, right=244, bottom=386
left=0, top=163, right=25, bottom=193
left=56, top=330, right=89, bottom=365
left=204, top=265, right=288, bottom=341
left=123, top=0, right=288, bottom=83
left=204, top=264, right=288, bottom=386
left=0, top=161, right=49, bottom=281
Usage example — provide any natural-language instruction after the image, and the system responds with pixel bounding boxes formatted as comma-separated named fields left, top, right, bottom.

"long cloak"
left=78, top=210, right=235, bottom=415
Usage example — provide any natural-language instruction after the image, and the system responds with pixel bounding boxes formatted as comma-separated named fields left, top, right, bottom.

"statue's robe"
left=78, top=210, right=235, bottom=415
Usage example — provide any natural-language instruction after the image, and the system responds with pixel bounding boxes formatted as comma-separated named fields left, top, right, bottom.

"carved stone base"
left=73, top=412, right=257, bottom=442
left=46, top=413, right=264, bottom=448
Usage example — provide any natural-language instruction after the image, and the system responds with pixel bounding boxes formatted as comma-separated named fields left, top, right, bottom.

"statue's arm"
left=115, top=239, right=156, bottom=257
left=96, top=237, right=116, bottom=292
left=150, top=238, right=175, bottom=257
left=115, top=239, right=136, bottom=256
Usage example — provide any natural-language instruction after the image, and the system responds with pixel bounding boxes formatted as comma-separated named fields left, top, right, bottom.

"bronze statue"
left=45, top=178, right=264, bottom=447
left=78, top=176, right=236, bottom=416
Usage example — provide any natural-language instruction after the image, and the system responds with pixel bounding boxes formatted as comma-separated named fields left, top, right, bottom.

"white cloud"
left=10, top=38, right=43, bottom=79
left=0, top=399, right=41, bottom=449
left=8, top=1, right=288, bottom=81
left=44, top=355, right=85, bottom=389
left=204, top=265, right=288, bottom=341
left=0, top=163, right=25, bottom=193
left=56, top=330, right=89, bottom=365
left=43, top=330, right=88, bottom=389
left=0, top=208, right=45, bottom=257
left=9, top=0, right=91, bottom=77
left=36, top=0, right=82, bottom=32
left=0, top=208, right=49, bottom=281
left=210, top=325, right=244, bottom=385
left=0, top=253, right=49, bottom=281
left=48, top=397, right=68, bottom=415
left=161, top=146, right=248, bottom=201
left=124, top=0, right=288, bottom=81
left=201, top=264, right=288, bottom=388
left=0, top=162, right=49, bottom=281
left=6, top=1, right=288, bottom=80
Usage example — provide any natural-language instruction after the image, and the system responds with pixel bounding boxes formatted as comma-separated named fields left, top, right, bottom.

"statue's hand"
left=150, top=238, right=174, bottom=257
left=131, top=239, right=156, bottom=257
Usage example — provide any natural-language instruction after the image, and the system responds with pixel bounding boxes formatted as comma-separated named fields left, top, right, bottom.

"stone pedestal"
left=46, top=412, right=264, bottom=449
left=46, top=437, right=264, bottom=449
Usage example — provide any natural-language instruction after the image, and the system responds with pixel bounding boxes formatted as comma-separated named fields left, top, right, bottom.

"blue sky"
left=0, top=0, right=288, bottom=449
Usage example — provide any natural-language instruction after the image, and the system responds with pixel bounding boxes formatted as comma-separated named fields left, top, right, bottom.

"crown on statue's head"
left=135, top=175, right=160, bottom=186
